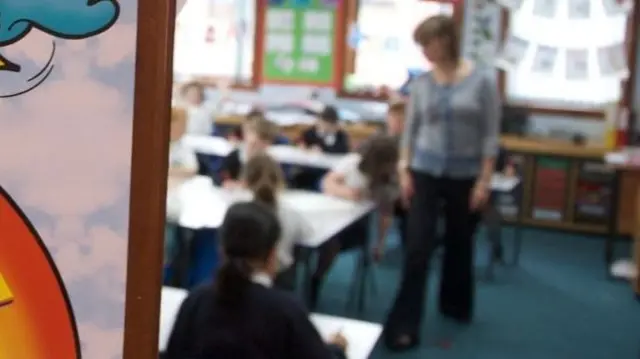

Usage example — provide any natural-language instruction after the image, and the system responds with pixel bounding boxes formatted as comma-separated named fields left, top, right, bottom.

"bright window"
left=173, top=0, right=257, bottom=86
left=501, top=0, right=630, bottom=110
left=341, top=0, right=455, bottom=98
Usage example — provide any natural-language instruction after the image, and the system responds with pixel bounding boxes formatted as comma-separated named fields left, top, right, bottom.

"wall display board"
left=495, top=154, right=526, bottom=219
left=340, top=0, right=456, bottom=99
left=531, top=157, right=570, bottom=221
left=262, top=0, right=341, bottom=85
left=573, top=161, right=615, bottom=225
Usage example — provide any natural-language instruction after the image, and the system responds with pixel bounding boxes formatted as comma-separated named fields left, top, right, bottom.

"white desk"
left=183, top=135, right=344, bottom=170
left=159, top=286, right=189, bottom=352
left=174, top=176, right=374, bottom=248
left=159, top=287, right=382, bottom=359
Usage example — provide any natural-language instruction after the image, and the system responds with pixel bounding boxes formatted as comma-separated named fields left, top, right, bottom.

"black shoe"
left=439, top=303, right=472, bottom=324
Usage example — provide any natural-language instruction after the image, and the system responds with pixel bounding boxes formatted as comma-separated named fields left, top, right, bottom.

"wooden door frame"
left=122, top=0, right=176, bottom=357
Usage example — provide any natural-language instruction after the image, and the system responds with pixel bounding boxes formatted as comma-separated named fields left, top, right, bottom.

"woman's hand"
left=469, top=180, right=489, bottom=211
left=399, top=169, right=414, bottom=208
left=328, top=332, right=348, bottom=351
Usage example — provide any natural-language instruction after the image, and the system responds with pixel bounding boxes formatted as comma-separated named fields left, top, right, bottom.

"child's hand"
left=504, top=165, right=516, bottom=178
left=328, top=332, right=348, bottom=351
left=344, top=188, right=363, bottom=201
left=222, top=180, right=239, bottom=189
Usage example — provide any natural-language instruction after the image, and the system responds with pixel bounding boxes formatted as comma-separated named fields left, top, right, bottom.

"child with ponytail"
left=243, top=153, right=312, bottom=290
left=165, top=202, right=347, bottom=359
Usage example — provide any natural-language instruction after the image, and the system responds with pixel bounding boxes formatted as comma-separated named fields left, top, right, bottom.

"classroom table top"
left=168, top=176, right=374, bottom=247
left=159, top=286, right=383, bottom=359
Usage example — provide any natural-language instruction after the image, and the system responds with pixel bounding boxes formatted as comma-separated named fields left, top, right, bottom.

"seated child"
left=299, top=105, right=349, bottom=154
left=243, top=153, right=312, bottom=290
left=216, top=116, right=278, bottom=187
left=165, top=107, right=198, bottom=265
left=309, top=136, right=399, bottom=308
left=180, top=81, right=217, bottom=136
left=373, top=100, right=408, bottom=260
left=165, top=201, right=348, bottom=359
left=227, top=108, right=265, bottom=142
left=293, top=105, right=350, bottom=190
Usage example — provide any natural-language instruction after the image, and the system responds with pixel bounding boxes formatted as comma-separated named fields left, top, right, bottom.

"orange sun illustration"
left=0, top=187, right=80, bottom=359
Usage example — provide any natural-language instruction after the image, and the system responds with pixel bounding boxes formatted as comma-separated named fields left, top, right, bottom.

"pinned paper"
left=565, top=49, right=589, bottom=80
left=495, top=35, right=529, bottom=71
left=532, top=0, right=558, bottom=18
left=496, top=0, right=524, bottom=10
left=0, top=273, right=14, bottom=307
left=597, top=43, right=629, bottom=78
left=567, top=0, right=591, bottom=19
left=531, top=45, right=557, bottom=74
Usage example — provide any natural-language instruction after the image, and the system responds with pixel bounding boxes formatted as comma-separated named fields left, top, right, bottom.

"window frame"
left=173, top=0, right=264, bottom=90
left=497, top=4, right=639, bottom=119
left=336, top=0, right=465, bottom=101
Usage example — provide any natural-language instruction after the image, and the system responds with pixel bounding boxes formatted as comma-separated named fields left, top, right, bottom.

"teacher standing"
left=383, top=15, right=500, bottom=351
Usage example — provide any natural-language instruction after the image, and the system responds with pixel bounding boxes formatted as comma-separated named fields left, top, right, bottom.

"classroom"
left=0, top=0, right=638, bottom=358
left=159, top=0, right=640, bottom=357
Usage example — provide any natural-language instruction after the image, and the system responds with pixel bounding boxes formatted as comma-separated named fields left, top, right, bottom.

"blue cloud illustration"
left=0, top=0, right=120, bottom=47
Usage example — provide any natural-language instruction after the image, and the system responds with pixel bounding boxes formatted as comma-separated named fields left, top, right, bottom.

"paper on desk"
left=604, top=152, right=628, bottom=165
left=311, top=314, right=382, bottom=359
left=490, top=174, right=520, bottom=192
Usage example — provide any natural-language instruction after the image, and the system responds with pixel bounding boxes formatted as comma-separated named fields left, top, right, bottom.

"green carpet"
left=315, top=228, right=640, bottom=359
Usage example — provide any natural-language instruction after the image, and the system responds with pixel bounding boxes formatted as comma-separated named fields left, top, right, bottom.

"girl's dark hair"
left=243, top=153, right=285, bottom=208
left=216, top=202, right=281, bottom=306
left=358, top=135, right=399, bottom=188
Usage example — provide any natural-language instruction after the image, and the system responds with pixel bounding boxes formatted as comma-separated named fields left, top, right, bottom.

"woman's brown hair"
left=413, top=14, right=460, bottom=63
left=243, top=153, right=285, bottom=208
left=358, top=135, right=399, bottom=188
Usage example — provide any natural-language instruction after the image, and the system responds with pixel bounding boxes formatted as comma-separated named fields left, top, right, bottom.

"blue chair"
left=188, top=229, right=219, bottom=287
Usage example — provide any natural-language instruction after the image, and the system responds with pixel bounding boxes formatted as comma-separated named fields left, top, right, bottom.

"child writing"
left=165, top=201, right=348, bottom=359
left=293, top=105, right=350, bottom=190
left=165, top=107, right=198, bottom=264
left=243, top=153, right=313, bottom=290
left=216, top=116, right=278, bottom=187
left=299, top=105, right=350, bottom=154
left=309, top=136, right=399, bottom=308
left=370, top=100, right=409, bottom=260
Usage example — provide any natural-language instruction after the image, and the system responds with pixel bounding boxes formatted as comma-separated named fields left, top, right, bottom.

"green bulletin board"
left=262, top=0, right=337, bottom=84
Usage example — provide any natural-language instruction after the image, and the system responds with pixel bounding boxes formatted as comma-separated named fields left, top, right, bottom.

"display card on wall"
left=262, top=0, right=340, bottom=85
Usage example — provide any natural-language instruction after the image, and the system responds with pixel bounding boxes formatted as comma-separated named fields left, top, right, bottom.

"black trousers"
left=385, top=171, right=479, bottom=338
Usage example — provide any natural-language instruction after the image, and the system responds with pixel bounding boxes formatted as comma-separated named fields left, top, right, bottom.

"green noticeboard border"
left=261, top=0, right=339, bottom=85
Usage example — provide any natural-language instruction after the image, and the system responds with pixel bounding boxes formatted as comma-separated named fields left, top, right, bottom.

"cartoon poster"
left=0, top=1, right=141, bottom=358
